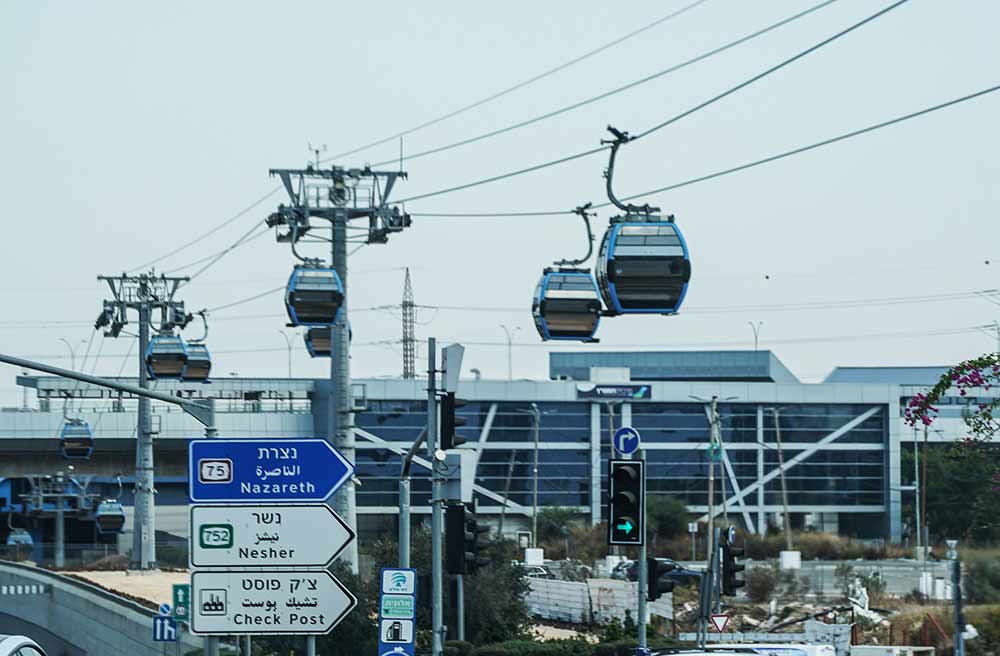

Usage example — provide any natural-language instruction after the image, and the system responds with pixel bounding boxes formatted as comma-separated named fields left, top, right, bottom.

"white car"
left=0, top=635, right=46, bottom=656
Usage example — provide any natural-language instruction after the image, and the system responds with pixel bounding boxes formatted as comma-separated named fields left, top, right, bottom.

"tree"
left=646, top=494, right=688, bottom=549
left=535, top=507, right=580, bottom=545
left=904, top=352, right=1000, bottom=543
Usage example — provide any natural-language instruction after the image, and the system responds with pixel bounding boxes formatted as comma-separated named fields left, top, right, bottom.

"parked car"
left=0, top=634, right=47, bottom=656
left=522, top=564, right=556, bottom=579
left=612, top=558, right=701, bottom=587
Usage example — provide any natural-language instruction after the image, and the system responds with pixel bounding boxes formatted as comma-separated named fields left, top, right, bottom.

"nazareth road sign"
left=188, top=439, right=354, bottom=503
left=190, top=504, right=355, bottom=568
left=190, top=570, right=357, bottom=635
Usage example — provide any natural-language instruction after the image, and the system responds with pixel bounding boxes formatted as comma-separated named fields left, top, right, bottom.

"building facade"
left=0, top=350, right=988, bottom=551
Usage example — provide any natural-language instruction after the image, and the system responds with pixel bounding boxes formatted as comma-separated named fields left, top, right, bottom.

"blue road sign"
left=153, top=616, right=178, bottom=642
left=378, top=568, right=417, bottom=656
left=613, top=427, right=641, bottom=455
left=189, top=439, right=354, bottom=503
left=158, top=602, right=171, bottom=616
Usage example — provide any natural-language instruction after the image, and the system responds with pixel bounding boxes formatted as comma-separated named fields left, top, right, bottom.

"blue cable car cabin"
left=181, top=343, right=211, bottom=382
left=305, top=327, right=331, bottom=357
left=285, top=265, right=345, bottom=327
left=94, top=500, right=126, bottom=534
left=596, top=215, right=691, bottom=315
left=531, top=269, right=602, bottom=342
left=60, top=419, right=94, bottom=460
left=144, top=334, right=188, bottom=379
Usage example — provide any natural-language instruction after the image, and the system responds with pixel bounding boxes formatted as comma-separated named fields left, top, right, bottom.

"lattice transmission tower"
left=402, top=268, right=416, bottom=379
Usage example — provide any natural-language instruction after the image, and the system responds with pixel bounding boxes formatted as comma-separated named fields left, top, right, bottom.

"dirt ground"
left=73, top=569, right=189, bottom=606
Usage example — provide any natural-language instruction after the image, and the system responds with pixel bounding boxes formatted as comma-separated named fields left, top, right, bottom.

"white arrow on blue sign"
left=189, top=439, right=354, bottom=503
left=613, top=427, right=641, bottom=455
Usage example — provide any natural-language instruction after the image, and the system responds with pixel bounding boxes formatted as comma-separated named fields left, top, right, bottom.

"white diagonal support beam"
left=354, top=426, right=530, bottom=515
left=471, top=402, right=498, bottom=471
left=698, top=406, right=881, bottom=522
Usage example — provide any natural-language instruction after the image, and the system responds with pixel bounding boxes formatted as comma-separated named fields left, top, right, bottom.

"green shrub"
left=470, top=638, right=593, bottom=656
left=594, top=637, right=680, bottom=656
left=746, top=565, right=778, bottom=603
left=446, top=640, right=476, bottom=656
left=967, top=558, right=1000, bottom=604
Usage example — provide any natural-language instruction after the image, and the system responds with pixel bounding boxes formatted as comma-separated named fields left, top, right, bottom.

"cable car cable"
left=164, top=227, right=271, bottom=275
left=368, top=0, right=840, bottom=169
left=410, top=81, right=1000, bottom=218
left=182, top=220, right=269, bottom=283
left=393, top=0, right=911, bottom=205
left=127, top=187, right=280, bottom=274
left=320, top=0, right=714, bottom=164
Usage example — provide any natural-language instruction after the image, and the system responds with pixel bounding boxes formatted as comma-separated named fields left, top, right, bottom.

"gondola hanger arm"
left=601, top=125, right=660, bottom=216
left=554, top=203, right=596, bottom=267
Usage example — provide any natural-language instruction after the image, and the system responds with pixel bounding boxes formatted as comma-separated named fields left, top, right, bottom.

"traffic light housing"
left=647, top=558, right=676, bottom=601
left=445, top=503, right=491, bottom=575
left=607, top=460, right=644, bottom=545
left=440, top=392, right=468, bottom=451
left=721, top=528, right=746, bottom=596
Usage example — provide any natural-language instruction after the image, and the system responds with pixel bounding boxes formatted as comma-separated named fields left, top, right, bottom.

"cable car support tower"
left=266, top=163, right=410, bottom=573
left=95, top=272, right=192, bottom=569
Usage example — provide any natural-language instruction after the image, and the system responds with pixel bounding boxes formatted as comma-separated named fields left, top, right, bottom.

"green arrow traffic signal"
left=616, top=519, right=634, bottom=534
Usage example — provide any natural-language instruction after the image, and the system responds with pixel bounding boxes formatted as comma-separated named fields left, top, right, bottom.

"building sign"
left=575, top=384, right=651, bottom=400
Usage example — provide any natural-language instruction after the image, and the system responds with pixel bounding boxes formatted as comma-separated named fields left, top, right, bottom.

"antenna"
left=308, top=142, right=328, bottom=168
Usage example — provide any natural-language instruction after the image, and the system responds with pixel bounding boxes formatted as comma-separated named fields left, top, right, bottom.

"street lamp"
left=498, top=325, right=520, bottom=381
left=277, top=330, right=292, bottom=378
left=747, top=321, right=763, bottom=351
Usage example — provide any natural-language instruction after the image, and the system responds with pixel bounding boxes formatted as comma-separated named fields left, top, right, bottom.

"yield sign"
left=710, top=613, right=730, bottom=633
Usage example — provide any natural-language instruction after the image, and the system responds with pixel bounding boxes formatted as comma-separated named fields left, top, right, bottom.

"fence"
left=526, top=577, right=673, bottom=625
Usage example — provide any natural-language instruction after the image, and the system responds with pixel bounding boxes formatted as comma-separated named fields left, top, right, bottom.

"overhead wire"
left=127, top=187, right=280, bottom=274
left=320, top=0, right=714, bottom=163
left=369, top=0, right=840, bottom=168
left=165, top=228, right=271, bottom=274
left=183, top=221, right=269, bottom=283
left=410, top=81, right=1000, bottom=218
left=393, top=0, right=911, bottom=205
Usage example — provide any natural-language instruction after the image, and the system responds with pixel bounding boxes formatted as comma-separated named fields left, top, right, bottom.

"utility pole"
left=707, top=397, right=719, bottom=563
left=427, top=338, right=444, bottom=656
left=402, top=268, right=416, bottom=379
left=913, top=427, right=921, bottom=558
left=267, top=163, right=409, bottom=575
left=96, top=272, right=190, bottom=570
left=771, top=407, right=793, bottom=551
left=531, top=403, right=540, bottom=546
left=947, top=539, right=964, bottom=656
left=921, top=423, right=929, bottom=561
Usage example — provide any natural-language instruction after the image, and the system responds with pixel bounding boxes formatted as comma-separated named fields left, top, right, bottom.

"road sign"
left=378, top=568, right=417, bottom=656
left=190, top=504, right=355, bottom=568
left=710, top=613, right=731, bottom=633
left=153, top=616, right=178, bottom=642
left=190, top=570, right=357, bottom=635
left=158, top=603, right=171, bottom=616
left=173, top=584, right=191, bottom=621
left=613, top=427, right=641, bottom=455
left=189, top=439, right=354, bottom=503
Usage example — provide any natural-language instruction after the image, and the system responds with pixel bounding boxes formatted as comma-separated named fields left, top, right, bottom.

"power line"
left=394, top=0, right=910, bottom=205
left=321, top=0, right=713, bottom=163
left=369, top=0, right=840, bottom=168
left=165, top=228, right=271, bottom=275
left=182, top=221, right=269, bottom=282
left=411, top=81, right=1000, bottom=218
left=127, top=187, right=280, bottom=273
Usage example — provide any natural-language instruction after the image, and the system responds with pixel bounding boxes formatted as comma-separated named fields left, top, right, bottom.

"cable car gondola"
left=285, top=265, right=344, bottom=327
left=532, top=269, right=602, bottom=341
left=305, top=327, right=331, bottom=357
left=145, top=334, right=188, bottom=379
left=596, top=214, right=691, bottom=315
left=94, top=500, right=126, bottom=534
left=181, top=343, right=212, bottom=382
left=60, top=419, right=94, bottom=460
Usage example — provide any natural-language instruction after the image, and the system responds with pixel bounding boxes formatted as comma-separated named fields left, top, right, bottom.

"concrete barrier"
left=0, top=560, right=201, bottom=656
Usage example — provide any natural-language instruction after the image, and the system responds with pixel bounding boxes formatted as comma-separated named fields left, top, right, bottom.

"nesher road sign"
left=191, top=570, right=357, bottom=635
left=190, top=504, right=355, bottom=568
left=189, top=439, right=354, bottom=503
left=613, top=426, right=641, bottom=455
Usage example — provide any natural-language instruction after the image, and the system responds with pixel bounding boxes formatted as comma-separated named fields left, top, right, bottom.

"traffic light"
left=647, top=558, right=676, bottom=601
left=445, top=503, right=491, bottom=574
left=721, top=526, right=745, bottom=596
left=440, top=392, right=468, bottom=451
left=607, top=460, right=644, bottom=545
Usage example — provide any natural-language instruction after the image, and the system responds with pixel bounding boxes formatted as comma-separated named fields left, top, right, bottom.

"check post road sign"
left=190, top=570, right=357, bottom=635
left=190, top=504, right=355, bottom=568
left=189, top=439, right=354, bottom=503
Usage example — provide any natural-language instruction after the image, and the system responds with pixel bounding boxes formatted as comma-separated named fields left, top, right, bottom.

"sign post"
left=377, top=568, right=417, bottom=656
left=188, top=437, right=358, bottom=639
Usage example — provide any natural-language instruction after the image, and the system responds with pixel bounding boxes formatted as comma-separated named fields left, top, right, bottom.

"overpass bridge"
left=0, top=560, right=201, bottom=655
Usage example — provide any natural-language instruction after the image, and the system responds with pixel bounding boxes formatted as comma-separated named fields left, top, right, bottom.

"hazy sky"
left=2, top=0, right=999, bottom=407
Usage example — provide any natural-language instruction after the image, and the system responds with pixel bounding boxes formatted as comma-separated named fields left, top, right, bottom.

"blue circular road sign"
left=613, top=427, right=641, bottom=455
left=158, top=603, right=172, bottom=617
